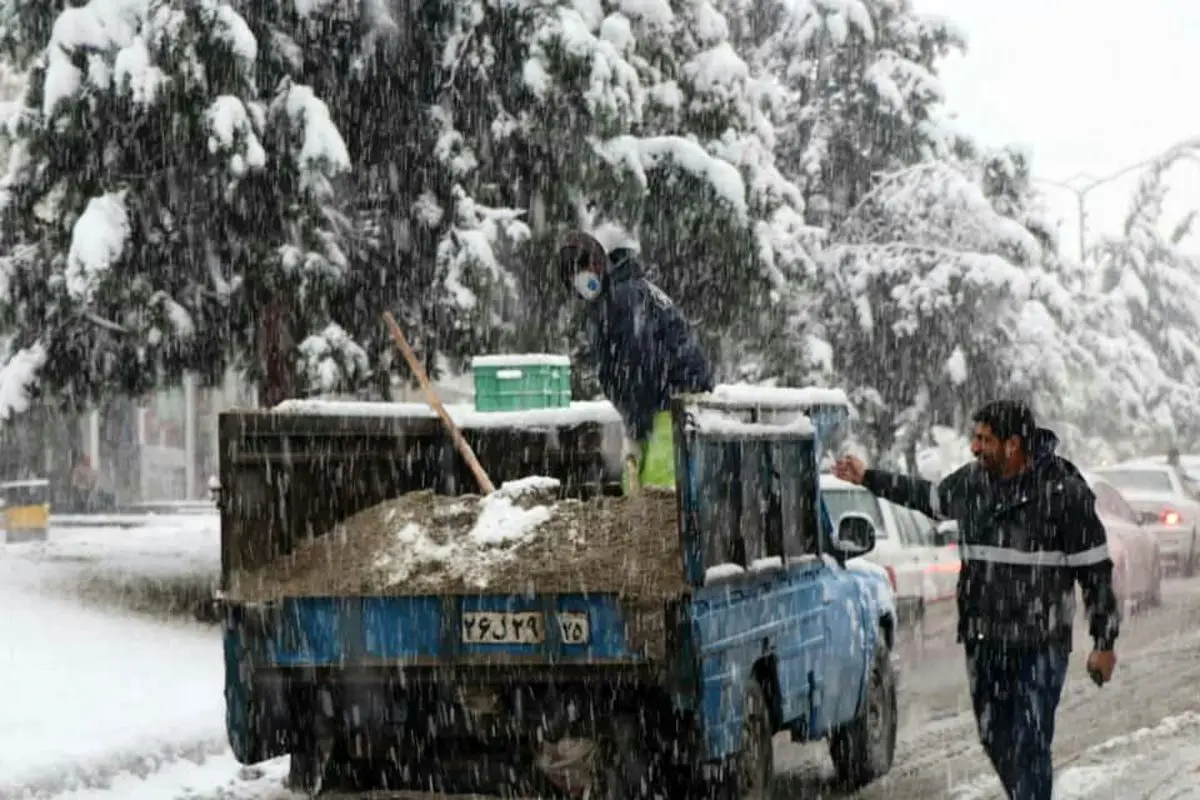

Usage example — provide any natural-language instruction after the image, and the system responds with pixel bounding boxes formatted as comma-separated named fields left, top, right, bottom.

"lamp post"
left=1035, top=138, right=1200, bottom=261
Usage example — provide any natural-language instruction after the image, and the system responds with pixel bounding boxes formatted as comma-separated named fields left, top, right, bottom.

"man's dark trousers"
left=965, top=641, right=1070, bottom=800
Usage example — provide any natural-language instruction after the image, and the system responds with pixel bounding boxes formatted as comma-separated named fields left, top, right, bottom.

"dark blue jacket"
left=587, top=249, right=715, bottom=441
left=862, top=426, right=1118, bottom=651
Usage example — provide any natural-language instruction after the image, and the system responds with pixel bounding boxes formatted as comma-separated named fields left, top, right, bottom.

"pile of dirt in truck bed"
left=226, top=478, right=683, bottom=602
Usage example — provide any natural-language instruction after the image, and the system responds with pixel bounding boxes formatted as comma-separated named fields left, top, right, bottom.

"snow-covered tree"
left=0, top=0, right=353, bottom=411
left=817, top=159, right=1050, bottom=460
left=1092, top=146, right=1200, bottom=448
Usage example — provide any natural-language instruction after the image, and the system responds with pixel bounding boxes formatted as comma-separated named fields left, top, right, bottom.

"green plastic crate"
left=472, top=354, right=572, bottom=412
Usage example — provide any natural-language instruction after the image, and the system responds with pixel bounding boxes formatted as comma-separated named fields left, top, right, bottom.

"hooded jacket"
left=860, top=427, right=1120, bottom=651
left=587, top=248, right=715, bottom=441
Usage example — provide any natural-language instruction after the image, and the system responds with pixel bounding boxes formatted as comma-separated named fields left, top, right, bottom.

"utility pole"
left=1034, top=138, right=1200, bottom=262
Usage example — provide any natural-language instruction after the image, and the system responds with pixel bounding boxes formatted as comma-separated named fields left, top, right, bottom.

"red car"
left=1083, top=473, right=1164, bottom=618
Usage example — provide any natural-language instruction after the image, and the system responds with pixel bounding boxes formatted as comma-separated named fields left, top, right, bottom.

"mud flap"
left=224, top=616, right=289, bottom=764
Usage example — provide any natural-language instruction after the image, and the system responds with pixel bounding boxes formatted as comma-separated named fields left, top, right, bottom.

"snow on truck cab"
left=217, top=386, right=897, bottom=797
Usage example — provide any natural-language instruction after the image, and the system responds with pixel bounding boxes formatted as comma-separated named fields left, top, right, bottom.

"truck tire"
left=711, top=680, right=774, bottom=799
left=829, top=641, right=897, bottom=790
left=593, top=716, right=654, bottom=800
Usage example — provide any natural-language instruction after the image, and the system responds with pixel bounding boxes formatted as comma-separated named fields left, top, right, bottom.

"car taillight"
left=1161, top=508, right=1182, bottom=526
left=884, top=565, right=898, bottom=592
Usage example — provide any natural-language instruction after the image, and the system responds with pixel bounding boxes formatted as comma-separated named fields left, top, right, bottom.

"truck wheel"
left=714, top=680, right=774, bottom=799
left=829, top=642, right=896, bottom=790
left=287, top=730, right=338, bottom=796
left=593, top=716, right=651, bottom=800
left=287, top=747, right=326, bottom=796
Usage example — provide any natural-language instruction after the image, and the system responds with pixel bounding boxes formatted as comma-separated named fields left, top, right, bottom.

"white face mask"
left=573, top=270, right=602, bottom=301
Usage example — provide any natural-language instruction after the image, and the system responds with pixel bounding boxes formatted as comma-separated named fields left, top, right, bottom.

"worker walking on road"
left=833, top=401, right=1120, bottom=800
left=558, top=231, right=714, bottom=491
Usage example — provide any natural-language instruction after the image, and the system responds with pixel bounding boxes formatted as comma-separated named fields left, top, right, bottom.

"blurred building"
left=77, top=370, right=257, bottom=504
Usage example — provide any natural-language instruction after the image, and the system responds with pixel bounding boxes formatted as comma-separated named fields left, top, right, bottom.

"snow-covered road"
left=4, top=524, right=1200, bottom=798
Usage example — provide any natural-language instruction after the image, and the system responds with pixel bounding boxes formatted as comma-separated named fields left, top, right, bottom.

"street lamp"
left=1034, top=138, right=1200, bottom=261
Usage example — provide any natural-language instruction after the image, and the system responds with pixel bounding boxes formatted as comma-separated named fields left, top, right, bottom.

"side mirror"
left=932, top=521, right=958, bottom=548
left=833, top=512, right=877, bottom=556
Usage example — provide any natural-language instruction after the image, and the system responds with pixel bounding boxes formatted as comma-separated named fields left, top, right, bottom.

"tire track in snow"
left=0, top=738, right=231, bottom=800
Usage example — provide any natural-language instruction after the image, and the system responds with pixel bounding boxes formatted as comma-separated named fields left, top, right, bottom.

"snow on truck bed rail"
left=691, top=409, right=815, bottom=437
left=272, top=398, right=621, bottom=427
left=271, top=383, right=850, bottom=426
left=712, top=384, right=853, bottom=409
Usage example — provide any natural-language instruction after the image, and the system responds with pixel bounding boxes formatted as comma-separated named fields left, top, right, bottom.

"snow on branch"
left=592, top=134, right=748, bottom=220
left=273, top=83, right=351, bottom=194
left=206, top=96, right=267, bottom=179
left=65, top=191, right=131, bottom=303
left=0, top=341, right=45, bottom=420
left=298, top=323, right=370, bottom=397
left=437, top=186, right=530, bottom=310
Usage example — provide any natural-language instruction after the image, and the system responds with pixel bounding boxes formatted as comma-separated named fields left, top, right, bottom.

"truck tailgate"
left=242, top=593, right=668, bottom=668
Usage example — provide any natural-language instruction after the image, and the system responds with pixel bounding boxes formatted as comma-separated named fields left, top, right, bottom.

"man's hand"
left=833, top=455, right=866, bottom=485
left=1086, top=649, right=1117, bottom=686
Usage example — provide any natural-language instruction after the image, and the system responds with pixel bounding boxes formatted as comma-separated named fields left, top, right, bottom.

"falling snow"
left=1, top=0, right=1200, bottom=796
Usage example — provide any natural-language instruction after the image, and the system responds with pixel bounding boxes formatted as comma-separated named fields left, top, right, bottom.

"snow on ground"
left=0, top=531, right=297, bottom=799
left=952, top=711, right=1200, bottom=799
left=14, top=515, right=219, bottom=578
left=48, top=756, right=290, bottom=800
left=0, top=569, right=219, bottom=793
left=2, top=514, right=219, bottom=619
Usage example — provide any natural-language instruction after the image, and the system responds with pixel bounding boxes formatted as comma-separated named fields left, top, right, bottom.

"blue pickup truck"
left=217, top=389, right=898, bottom=797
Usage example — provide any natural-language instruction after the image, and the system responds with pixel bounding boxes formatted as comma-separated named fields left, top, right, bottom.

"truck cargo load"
left=225, top=479, right=682, bottom=601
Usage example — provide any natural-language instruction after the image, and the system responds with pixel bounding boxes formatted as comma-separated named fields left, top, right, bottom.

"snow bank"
left=0, top=578, right=224, bottom=791
left=45, top=752, right=288, bottom=800
left=5, top=515, right=220, bottom=621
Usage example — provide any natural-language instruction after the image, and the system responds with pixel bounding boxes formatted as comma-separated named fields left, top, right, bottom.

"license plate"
left=558, top=611, right=590, bottom=645
left=460, top=611, right=592, bottom=645
left=462, top=612, right=545, bottom=644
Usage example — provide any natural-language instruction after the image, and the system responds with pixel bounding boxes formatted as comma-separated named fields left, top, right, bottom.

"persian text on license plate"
left=461, top=611, right=591, bottom=645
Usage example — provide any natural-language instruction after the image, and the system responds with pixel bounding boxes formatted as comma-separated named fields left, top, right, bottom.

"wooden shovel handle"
left=382, top=312, right=496, bottom=495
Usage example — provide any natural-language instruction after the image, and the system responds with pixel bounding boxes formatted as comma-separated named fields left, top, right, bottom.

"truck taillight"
left=1161, top=508, right=1182, bottom=526
left=884, top=565, right=898, bottom=592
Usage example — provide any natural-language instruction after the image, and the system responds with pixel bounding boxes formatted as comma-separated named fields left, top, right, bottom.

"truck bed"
left=217, top=406, right=621, bottom=580
left=225, top=488, right=684, bottom=603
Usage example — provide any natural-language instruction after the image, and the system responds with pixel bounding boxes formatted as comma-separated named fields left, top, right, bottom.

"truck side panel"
left=690, top=561, right=825, bottom=762
left=812, top=564, right=874, bottom=733
left=238, top=594, right=660, bottom=668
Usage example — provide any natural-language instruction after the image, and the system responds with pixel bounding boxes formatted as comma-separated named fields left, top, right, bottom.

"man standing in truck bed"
left=833, top=400, right=1119, bottom=800
left=558, top=230, right=714, bottom=490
